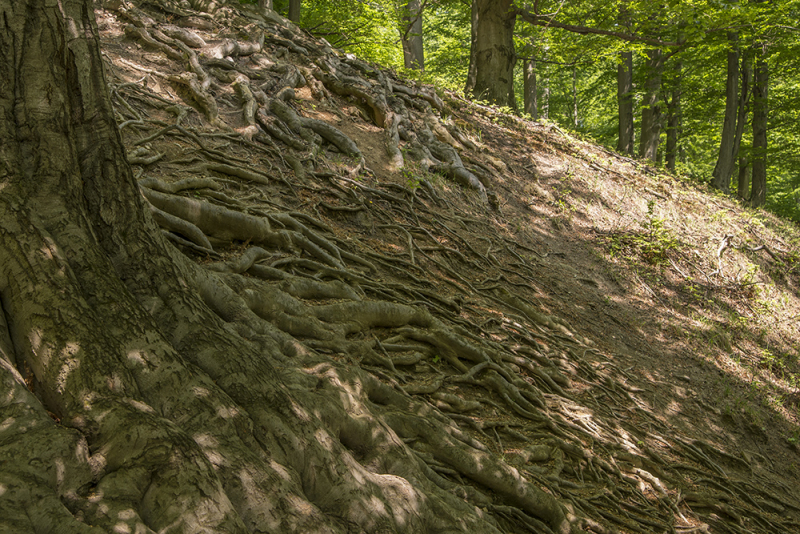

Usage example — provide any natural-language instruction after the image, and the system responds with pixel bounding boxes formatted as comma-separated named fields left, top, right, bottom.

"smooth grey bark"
left=734, top=48, right=753, bottom=198
left=665, top=92, right=681, bottom=171
left=465, top=0, right=479, bottom=97
left=400, top=0, right=425, bottom=70
left=571, top=67, right=578, bottom=128
left=639, top=49, right=664, bottom=162
left=751, top=43, right=768, bottom=207
left=711, top=33, right=740, bottom=193
left=617, top=51, right=634, bottom=155
left=258, top=0, right=272, bottom=10
left=288, top=0, right=300, bottom=23
left=468, top=0, right=517, bottom=108
left=665, top=60, right=682, bottom=172
left=542, top=78, right=550, bottom=119
left=738, top=158, right=751, bottom=200
left=523, top=59, right=538, bottom=118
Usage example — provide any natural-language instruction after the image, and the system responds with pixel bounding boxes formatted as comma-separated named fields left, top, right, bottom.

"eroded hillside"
left=94, top=1, right=800, bottom=532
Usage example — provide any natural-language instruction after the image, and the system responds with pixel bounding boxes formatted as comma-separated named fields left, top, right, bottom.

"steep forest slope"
left=4, top=1, right=799, bottom=533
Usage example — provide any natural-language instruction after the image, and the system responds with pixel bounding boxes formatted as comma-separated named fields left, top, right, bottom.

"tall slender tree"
left=639, top=50, right=664, bottom=161
left=617, top=51, right=635, bottom=154
left=523, top=58, right=539, bottom=118
left=734, top=47, right=753, bottom=198
left=711, top=33, right=741, bottom=192
left=399, top=0, right=425, bottom=70
left=665, top=60, right=683, bottom=171
left=751, top=42, right=769, bottom=206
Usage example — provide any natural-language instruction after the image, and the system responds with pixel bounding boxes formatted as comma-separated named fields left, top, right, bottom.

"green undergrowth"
left=606, top=200, right=682, bottom=264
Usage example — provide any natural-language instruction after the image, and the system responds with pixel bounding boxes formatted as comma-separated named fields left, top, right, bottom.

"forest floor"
left=96, top=1, right=800, bottom=532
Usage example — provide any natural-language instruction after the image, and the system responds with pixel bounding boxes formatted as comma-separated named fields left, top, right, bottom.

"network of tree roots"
left=2, top=1, right=799, bottom=533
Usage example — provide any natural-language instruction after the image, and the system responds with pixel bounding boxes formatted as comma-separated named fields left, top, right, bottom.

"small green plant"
left=605, top=200, right=680, bottom=264
left=637, top=200, right=680, bottom=263
left=402, top=169, right=421, bottom=191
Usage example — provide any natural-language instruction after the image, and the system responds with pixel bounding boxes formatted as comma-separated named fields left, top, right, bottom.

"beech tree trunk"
left=734, top=48, right=753, bottom=198
left=465, top=0, right=479, bottom=97
left=258, top=0, right=272, bottom=11
left=571, top=67, right=579, bottom=128
left=738, top=157, right=751, bottom=200
left=400, top=0, right=424, bottom=70
left=467, top=0, right=516, bottom=108
left=639, top=50, right=664, bottom=162
left=543, top=78, right=550, bottom=119
left=665, top=92, right=681, bottom=172
left=0, top=2, right=246, bottom=531
left=288, top=0, right=300, bottom=23
left=751, top=44, right=768, bottom=207
left=617, top=51, right=634, bottom=155
left=711, top=33, right=740, bottom=193
left=665, top=59, right=682, bottom=172
left=523, top=59, right=538, bottom=118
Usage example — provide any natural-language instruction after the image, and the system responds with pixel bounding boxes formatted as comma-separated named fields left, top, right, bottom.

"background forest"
left=265, top=0, right=800, bottom=222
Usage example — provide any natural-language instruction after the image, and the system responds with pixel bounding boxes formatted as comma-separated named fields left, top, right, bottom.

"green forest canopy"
left=270, top=0, right=800, bottom=222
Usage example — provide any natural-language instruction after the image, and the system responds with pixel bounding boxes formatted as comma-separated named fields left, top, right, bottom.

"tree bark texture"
left=665, top=59, right=682, bottom=172
left=543, top=79, right=550, bottom=119
left=734, top=48, right=753, bottom=198
left=751, top=44, right=768, bottom=207
left=400, top=0, right=424, bottom=70
left=711, top=33, right=740, bottom=193
left=468, top=0, right=516, bottom=108
left=738, top=158, right=751, bottom=200
left=571, top=67, right=578, bottom=128
left=639, top=49, right=663, bottom=162
left=465, top=0, right=479, bottom=97
left=288, top=0, right=301, bottom=23
left=523, top=59, right=538, bottom=119
left=0, top=2, right=243, bottom=531
left=617, top=51, right=634, bottom=155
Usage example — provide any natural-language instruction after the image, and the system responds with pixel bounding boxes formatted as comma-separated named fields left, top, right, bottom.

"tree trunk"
left=733, top=47, right=753, bottom=197
left=738, top=157, right=751, bottom=201
left=543, top=78, right=550, bottom=119
left=617, top=51, right=634, bottom=155
left=288, top=0, right=301, bottom=23
left=523, top=59, right=538, bottom=118
left=400, top=0, right=425, bottom=70
left=665, top=90, right=681, bottom=172
left=0, top=2, right=248, bottom=531
left=258, top=0, right=273, bottom=11
left=711, top=33, right=740, bottom=193
left=665, top=59, right=682, bottom=172
left=468, top=0, right=517, bottom=108
left=572, top=67, right=579, bottom=128
left=639, top=49, right=663, bottom=162
left=465, top=0, right=479, bottom=97
left=751, top=43, right=768, bottom=207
